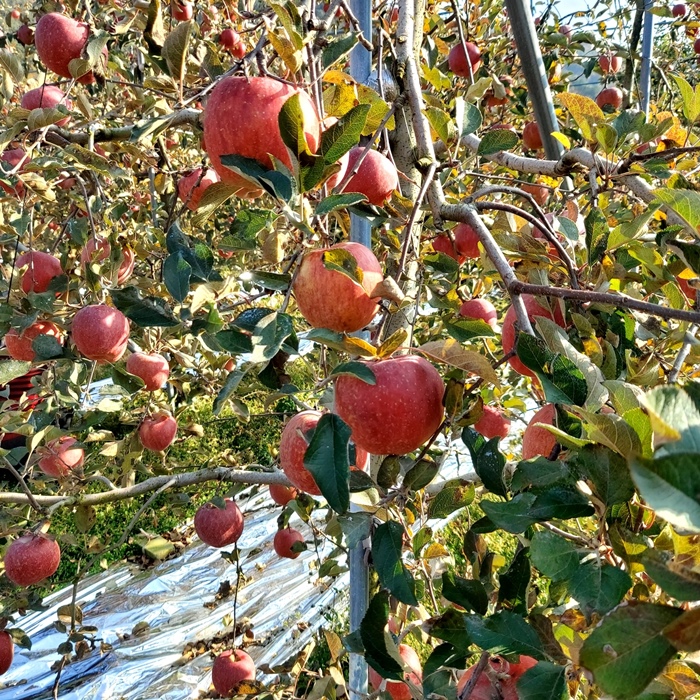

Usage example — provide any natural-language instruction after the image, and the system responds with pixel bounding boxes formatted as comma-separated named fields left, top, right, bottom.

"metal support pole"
left=504, top=0, right=563, bottom=161
left=348, top=0, right=372, bottom=698
left=639, top=0, right=655, bottom=116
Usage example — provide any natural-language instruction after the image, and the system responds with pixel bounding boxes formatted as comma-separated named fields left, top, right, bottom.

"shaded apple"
left=595, top=86, right=623, bottom=111
left=17, top=23, right=33, bottom=45
left=212, top=649, right=256, bottom=697
left=139, top=411, right=178, bottom=451
left=269, top=483, right=298, bottom=505
left=72, top=304, right=130, bottom=363
left=334, top=356, right=445, bottom=455
left=522, top=403, right=558, bottom=460
left=598, top=53, right=622, bottom=74
left=474, top=405, right=511, bottom=440
left=522, top=121, right=544, bottom=150
left=16, top=251, right=62, bottom=293
left=459, top=298, right=498, bottom=328
left=368, top=643, right=422, bottom=700
left=21, top=84, right=72, bottom=126
left=273, top=527, right=305, bottom=559
left=126, top=352, right=170, bottom=391
left=433, top=222, right=480, bottom=263
left=0, top=631, right=13, bottom=676
left=279, top=410, right=368, bottom=495
left=343, top=147, right=398, bottom=206
left=177, top=168, right=220, bottom=210
left=203, top=76, right=320, bottom=196
left=4, top=320, right=62, bottom=361
left=447, top=41, right=481, bottom=76
left=194, top=498, right=244, bottom=548
left=38, top=436, right=84, bottom=477
left=292, top=241, right=384, bottom=333
left=4, top=533, right=61, bottom=587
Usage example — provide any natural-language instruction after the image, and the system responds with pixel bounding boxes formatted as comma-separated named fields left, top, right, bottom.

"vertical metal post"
left=504, top=0, right=564, bottom=160
left=639, top=0, right=655, bottom=116
left=348, top=1, right=372, bottom=698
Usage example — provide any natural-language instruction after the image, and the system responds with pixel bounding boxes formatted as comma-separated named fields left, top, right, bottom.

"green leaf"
left=377, top=455, right=401, bottom=489
left=190, top=183, right=239, bottom=227
left=31, top=334, right=63, bottom=360
left=441, top=572, right=488, bottom=615
left=653, top=188, right=700, bottom=236
left=216, top=328, right=253, bottom=355
left=372, top=521, right=418, bottom=605
left=316, top=193, right=367, bottom=216
left=111, top=365, right=145, bottom=394
left=630, top=454, right=700, bottom=533
left=462, top=428, right=507, bottom=497
left=304, top=328, right=377, bottom=357
left=423, top=644, right=465, bottom=676
left=428, top=608, right=471, bottom=650
left=322, top=248, right=364, bottom=285
left=249, top=312, right=293, bottom=363
left=585, top=207, right=610, bottom=266
left=322, top=34, right=357, bottom=68
left=279, top=92, right=315, bottom=163
left=213, top=369, right=246, bottom=416
left=498, top=547, right=531, bottom=614
left=303, top=413, right=351, bottom=514
left=110, top=287, right=179, bottom=327
left=460, top=101, right=482, bottom=136
left=425, top=107, right=453, bottom=145
left=330, top=361, right=376, bottom=384
left=575, top=409, right=642, bottom=458
left=579, top=603, right=683, bottom=698
left=321, top=104, right=371, bottom=164
left=667, top=239, right=700, bottom=275
left=162, top=19, right=192, bottom=79
left=641, top=550, right=700, bottom=602
left=671, top=74, right=700, bottom=123
left=477, top=128, right=519, bottom=156
left=0, top=359, right=32, bottom=386
left=444, top=318, right=496, bottom=342
left=428, top=479, right=475, bottom=519
left=220, top=154, right=294, bottom=202
left=571, top=445, right=636, bottom=506
left=163, top=251, right=192, bottom=303
left=482, top=494, right=539, bottom=533
left=530, top=530, right=579, bottom=582
left=465, top=611, right=545, bottom=659
left=403, top=458, right=439, bottom=491
left=642, top=384, right=700, bottom=455
left=360, top=591, right=404, bottom=681
left=568, top=560, right=632, bottom=616
left=516, top=663, right=568, bottom=700
left=223, top=209, right=273, bottom=251
left=338, top=512, right=372, bottom=549
left=422, top=670, right=456, bottom=700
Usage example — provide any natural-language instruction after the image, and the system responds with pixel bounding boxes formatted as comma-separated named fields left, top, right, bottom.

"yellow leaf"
left=551, top=131, right=571, bottom=149
left=417, top=339, right=499, bottom=386
left=557, top=92, right=605, bottom=141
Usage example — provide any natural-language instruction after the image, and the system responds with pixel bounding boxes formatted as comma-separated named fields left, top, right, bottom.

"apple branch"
left=0, top=467, right=293, bottom=509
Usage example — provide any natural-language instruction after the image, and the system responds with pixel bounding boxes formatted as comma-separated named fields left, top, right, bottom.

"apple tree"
left=2, top=0, right=700, bottom=698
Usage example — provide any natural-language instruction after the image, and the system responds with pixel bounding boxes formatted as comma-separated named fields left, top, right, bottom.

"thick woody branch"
left=0, top=467, right=292, bottom=508
left=45, top=109, right=202, bottom=146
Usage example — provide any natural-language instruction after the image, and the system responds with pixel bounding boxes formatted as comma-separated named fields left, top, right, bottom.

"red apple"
left=80, top=237, right=135, bottom=285
left=269, top=483, right=298, bottom=505
left=212, top=649, right=256, bottom=697
left=4, top=533, right=61, bottom=586
left=21, top=85, right=72, bottom=126
left=484, top=91, right=508, bottom=108
left=522, top=121, right=544, bottom=150
left=673, top=3, right=687, bottom=17
left=473, top=405, right=510, bottom=440
left=522, top=404, right=558, bottom=460
left=501, top=295, right=565, bottom=377
left=220, top=28, right=245, bottom=57
left=459, top=298, right=497, bottom=328
left=126, top=352, right=170, bottom=391
left=1, top=148, right=27, bottom=197
left=72, top=304, right=130, bottom=363
left=139, top=411, right=177, bottom=451
left=203, top=76, right=320, bottom=196
left=10, top=8, right=20, bottom=20
left=457, top=655, right=538, bottom=700
left=343, top=147, right=398, bottom=206
left=273, top=527, right=305, bottom=558
left=325, top=149, right=350, bottom=189
left=171, top=0, right=192, bottom=20
left=35, top=13, right=107, bottom=84
left=38, top=436, right=84, bottom=477
left=368, top=643, right=422, bottom=700
left=16, top=251, right=62, bottom=293
left=595, top=86, right=623, bottom=111
left=447, top=41, right=481, bottom=77
left=521, top=183, right=550, bottom=207
left=194, top=498, right=244, bottom=548
left=433, top=222, right=480, bottom=263
left=559, top=24, right=572, bottom=39
left=177, top=168, right=221, bottom=211
left=17, top=23, right=33, bottom=45
left=4, top=320, right=62, bottom=361
left=677, top=273, right=696, bottom=299
left=292, top=242, right=384, bottom=333
left=0, top=631, right=13, bottom=676
left=334, top=356, right=445, bottom=455
left=279, top=410, right=369, bottom=495
left=598, top=53, right=622, bottom=74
